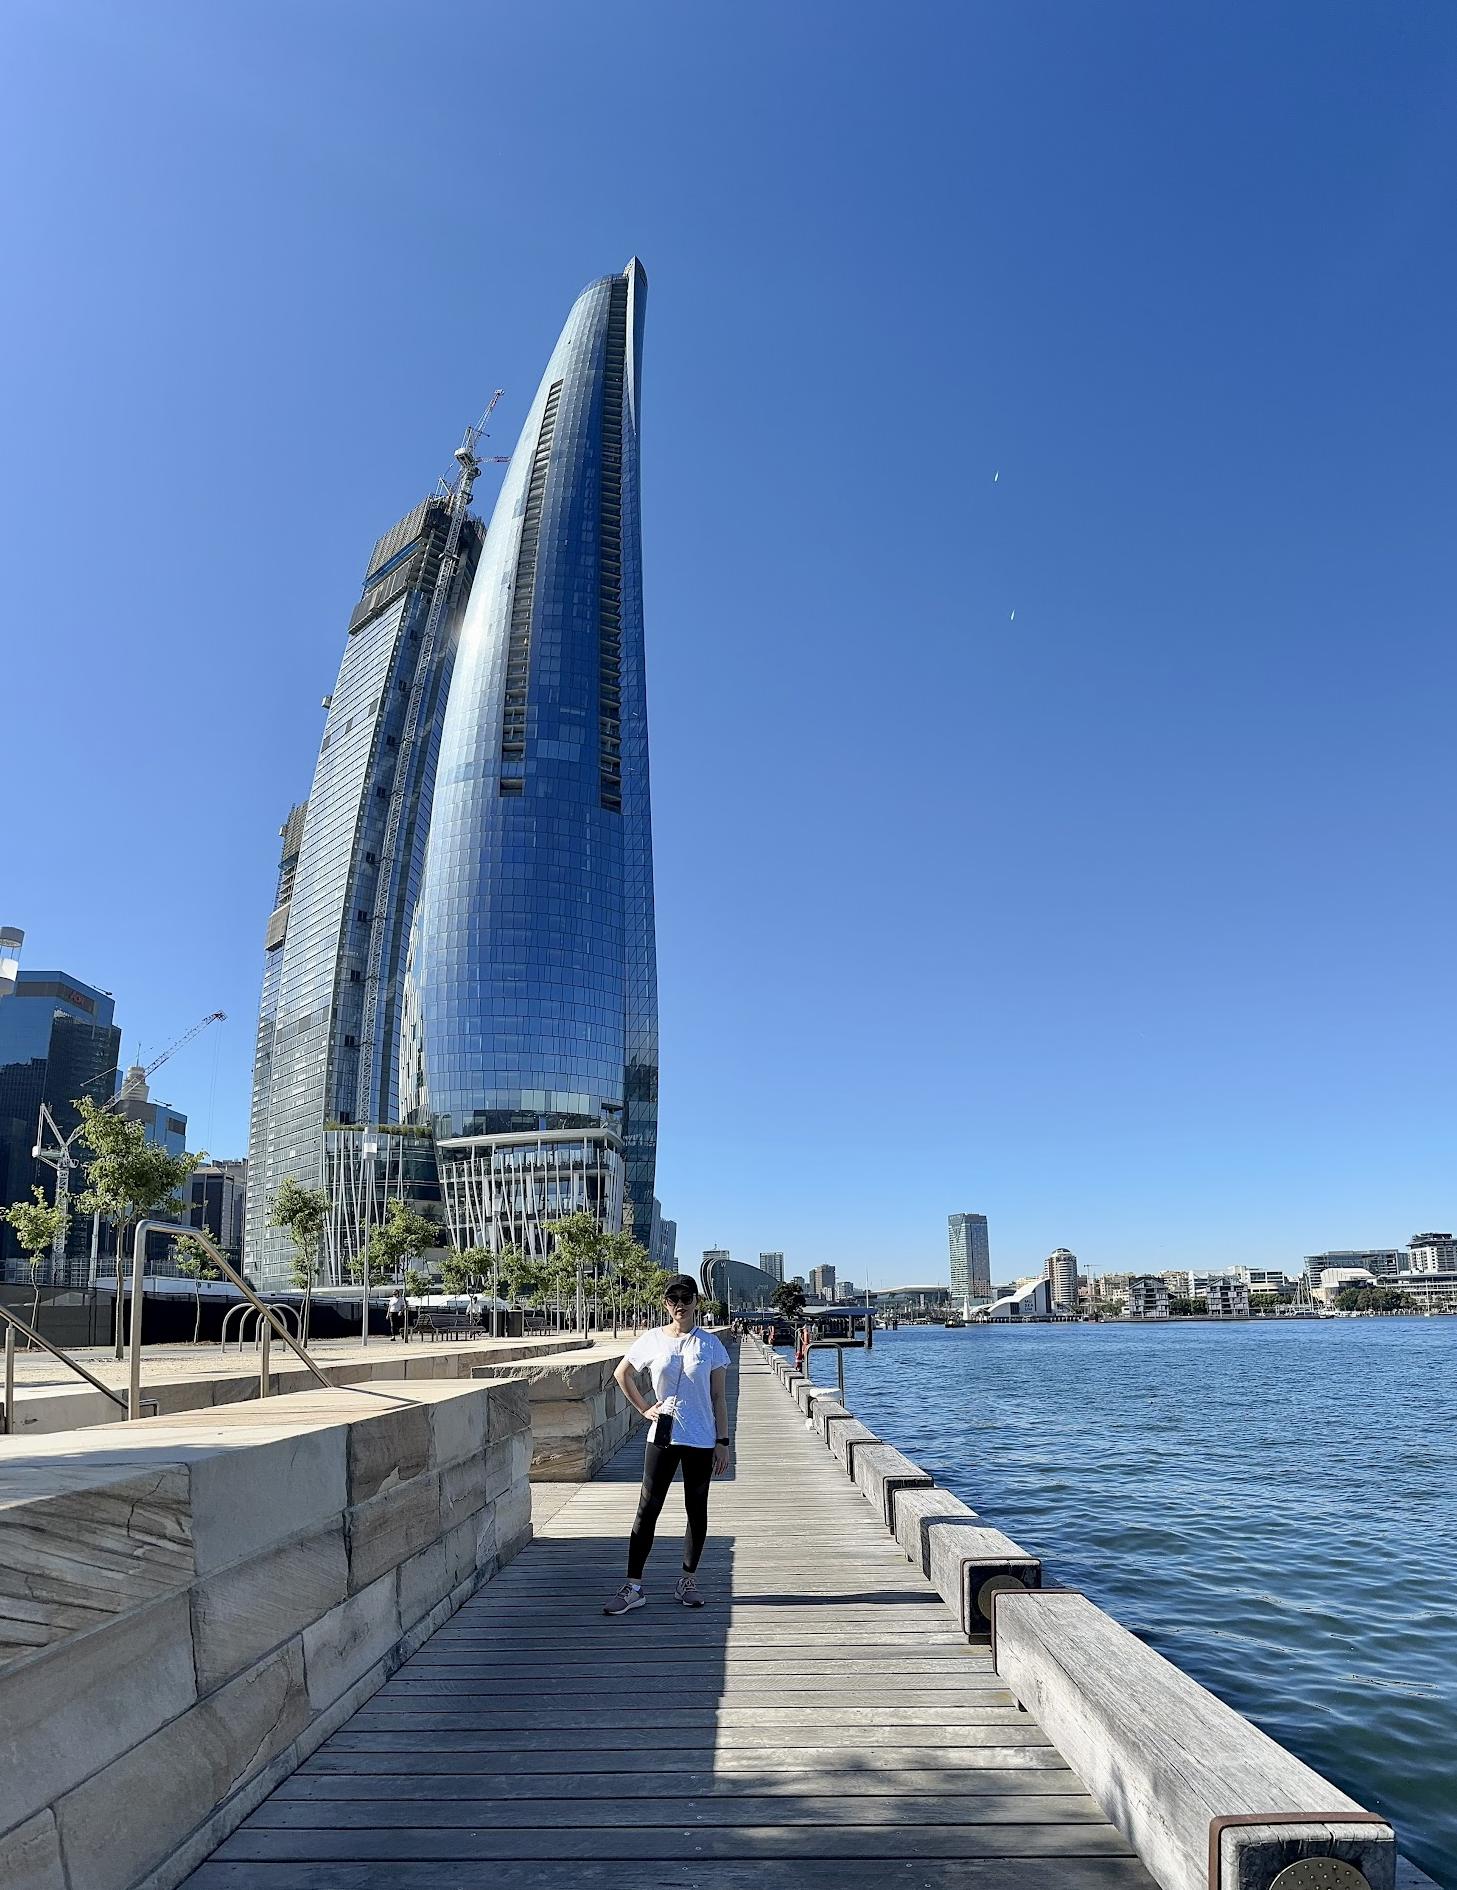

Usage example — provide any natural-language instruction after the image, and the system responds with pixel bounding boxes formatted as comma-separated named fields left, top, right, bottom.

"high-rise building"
left=244, top=477, right=486, bottom=1282
left=948, top=1212, right=991, bottom=1304
left=759, top=1251, right=784, bottom=1282
left=115, top=1066, right=188, bottom=1156
left=0, top=943, right=121, bottom=1279
left=403, top=261, right=658, bottom=1256
left=1407, top=1233, right=1457, bottom=1274
left=188, top=1159, right=247, bottom=1257
left=1044, top=1247, right=1078, bottom=1311
left=809, top=1264, right=836, bottom=1301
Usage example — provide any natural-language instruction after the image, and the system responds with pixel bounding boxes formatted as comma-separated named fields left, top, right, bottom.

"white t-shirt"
left=625, top=1326, right=731, bottom=1450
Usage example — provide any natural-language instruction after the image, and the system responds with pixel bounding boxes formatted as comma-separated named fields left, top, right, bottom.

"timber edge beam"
left=747, top=1332, right=1409, bottom=1890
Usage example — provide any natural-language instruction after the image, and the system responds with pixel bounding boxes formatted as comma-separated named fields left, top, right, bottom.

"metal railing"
left=800, top=1308, right=875, bottom=1402
left=0, top=1304, right=157, bottom=1434
left=129, top=1221, right=333, bottom=1421
left=220, top=1301, right=302, bottom=1352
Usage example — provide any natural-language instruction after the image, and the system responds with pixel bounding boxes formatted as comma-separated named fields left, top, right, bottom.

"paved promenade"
left=180, top=1343, right=1151, bottom=1889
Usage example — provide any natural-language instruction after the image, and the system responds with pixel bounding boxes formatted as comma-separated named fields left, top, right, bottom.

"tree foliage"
left=270, top=1177, right=328, bottom=1291
left=363, top=1199, right=438, bottom=1281
left=1333, top=1285, right=1415, bottom=1314
left=4, top=1186, right=68, bottom=1329
left=73, top=1095, right=202, bottom=1253
left=771, top=1281, right=807, bottom=1320
left=172, top=1235, right=222, bottom=1342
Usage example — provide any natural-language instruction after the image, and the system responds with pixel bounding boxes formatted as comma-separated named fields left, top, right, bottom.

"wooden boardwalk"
left=185, top=1344, right=1154, bottom=1889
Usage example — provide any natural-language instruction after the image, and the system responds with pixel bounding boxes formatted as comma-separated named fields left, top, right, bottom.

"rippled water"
left=799, top=1321, right=1456, bottom=1885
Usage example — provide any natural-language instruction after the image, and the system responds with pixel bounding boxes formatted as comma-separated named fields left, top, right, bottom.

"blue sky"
left=4, top=3, right=1454, bottom=1285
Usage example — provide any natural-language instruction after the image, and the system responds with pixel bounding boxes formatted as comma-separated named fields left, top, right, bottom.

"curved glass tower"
left=402, top=259, right=659, bottom=1253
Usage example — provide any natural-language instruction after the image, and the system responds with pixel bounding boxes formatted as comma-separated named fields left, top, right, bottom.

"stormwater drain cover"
left=1269, top=1863, right=1371, bottom=1890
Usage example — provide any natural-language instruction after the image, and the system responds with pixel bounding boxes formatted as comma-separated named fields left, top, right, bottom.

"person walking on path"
left=605, top=1276, right=732, bottom=1615
left=387, top=1289, right=406, bottom=1342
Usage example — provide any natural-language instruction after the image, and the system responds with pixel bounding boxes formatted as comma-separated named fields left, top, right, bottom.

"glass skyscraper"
left=401, top=259, right=659, bottom=1255
left=949, top=1211, right=992, bottom=1305
left=244, top=484, right=485, bottom=1281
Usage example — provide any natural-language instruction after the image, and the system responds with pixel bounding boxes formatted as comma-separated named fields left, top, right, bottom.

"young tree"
left=599, top=1228, right=647, bottom=1336
left=546, top=1211, right=606, bottom=1333
left=172, top=1235, right=222, bottom=1343
left=3, top=1187, right=68, bottom=1334
left=73, top=1095, right=203, bottom=1355
left=269, top=1177, right=329, bottom=1343
left=364, top=1200, right=438, bottom=1286
left=772, top=1280, right=807, bottom=1321
left=496, top=1245, right=542, bottom=1322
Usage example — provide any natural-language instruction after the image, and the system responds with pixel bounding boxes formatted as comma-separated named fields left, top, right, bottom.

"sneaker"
left=603, top=1581, right=646, bottom=1617
left=675, top=1573, right=705, bottom=1608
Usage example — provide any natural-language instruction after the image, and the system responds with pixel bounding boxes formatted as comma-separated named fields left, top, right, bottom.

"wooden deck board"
left=180, top=1345, right=1154, bottom=1889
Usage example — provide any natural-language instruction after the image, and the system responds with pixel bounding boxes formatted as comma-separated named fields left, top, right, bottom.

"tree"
left=546, top=1211, right=606, bottom=1333
left=270, top=1177, right=328, bottom=1342
left=1334, top=1285, right=1415, bottom=1315
left=3, top=1187, right=68, bottom=1334
left=403, top=1267, right=431, bottom=1301
left=439, top=1252, right=478, bottom=1297
left=73, top=1096, right=203, bottom=1355
left=496, top=1245, right=544, bottom=1320
left=364, top=1200, right=438, bottom=1284
left=172, top=1235, right=221, bottom=1343
left=772, top=1281, right=807, bottom=1321
left=703, top=1296, right=727, bottom=1326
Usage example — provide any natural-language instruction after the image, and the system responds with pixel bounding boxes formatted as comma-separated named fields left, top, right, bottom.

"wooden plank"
left=177, top=1345, right=1155, bottom=1890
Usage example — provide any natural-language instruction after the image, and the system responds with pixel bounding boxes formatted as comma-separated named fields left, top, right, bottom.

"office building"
left=115, top=1066, right=188, bottom=1157
left=873, top=1283, right=951, bottom=1317
left=1407, top=1233, right=1457, bottom=1274
left=837, top=1278, right=857, bottom=1303
left=1303, top=1248, right=1403, bottom=1287
left=759, top=1251, right=784, bottom=1283
left=244, top=471, right=486, bottom=1283
left=809, top=1264, right=836, bottom=1302
left=1126, top=1275, right=1170, bottom=1319
left=0, top=940, right=121, bottom=1279
left=948, top=1212, right=991, bottom=1304
left=187, top=1160, right=247, bottom=1257
left=403, top=261, right=659, bottom=1258
left=1044, top=1247, right=1078, bottom=1311
left=657, top=1217, right=677, bottom=1268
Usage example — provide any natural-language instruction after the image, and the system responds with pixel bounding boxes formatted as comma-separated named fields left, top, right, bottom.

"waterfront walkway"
left=183, top=1344, right=1153, bottom=1889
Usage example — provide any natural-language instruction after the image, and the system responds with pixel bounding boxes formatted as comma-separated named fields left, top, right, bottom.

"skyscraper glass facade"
left=244, top=495, right=483, bottom=1281
left=402, top=260, right=659, bottom=1250
left=948, top=1212, right=992, bottom=1303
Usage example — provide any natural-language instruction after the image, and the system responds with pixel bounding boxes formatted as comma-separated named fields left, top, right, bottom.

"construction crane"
left=355, top=395, right=510, bottom=1119
left=33, top=1009, right=226, bottom=1266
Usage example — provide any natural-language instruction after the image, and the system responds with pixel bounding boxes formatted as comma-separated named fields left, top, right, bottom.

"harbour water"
left=803, top=1320, right=1456, bottom=1885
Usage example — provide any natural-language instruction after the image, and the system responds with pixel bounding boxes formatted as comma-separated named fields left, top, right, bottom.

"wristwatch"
left=717, top=1436, right=731, bottom=1447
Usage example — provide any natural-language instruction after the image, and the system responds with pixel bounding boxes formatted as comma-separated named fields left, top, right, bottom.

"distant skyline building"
left=1126, top=1275, right=1170, bottom=1320
left=809, top=1263, right=836, bottom=1301
left=1407, top=1233, right=1457, bottom=1274
left=115, top=1065, right=187, bottom=1157
left=1044, top=1247, right=1078, bottom=1311
left=402, top=260, right=659, bottom=1259
left=759, top=1251, right=784, bottom=1282
left=0, top=948, right=120, bottom=1277
left=243, top=472, right=486, bottom=1281
left=188, top=1159, right=247, bottom=1257
left=948, top=1212, right=991, bottom=1303
left=1303, top=1248, right=1404, bottom=1286
left=699, top=1249, right=777, bottom=1312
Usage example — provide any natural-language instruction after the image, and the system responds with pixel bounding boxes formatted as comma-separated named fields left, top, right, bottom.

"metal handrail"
left=799, top=1308, right=875, bottom=1402
left=220, top=1301, right=302, bottom=1352
left=131, top=1221, right=333, bottom=1421
left=0, top=1303, right=158, bottom=1434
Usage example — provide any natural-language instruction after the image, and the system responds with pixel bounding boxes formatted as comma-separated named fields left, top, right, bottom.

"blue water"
left=799, top=1321, right=1457, bottom=1885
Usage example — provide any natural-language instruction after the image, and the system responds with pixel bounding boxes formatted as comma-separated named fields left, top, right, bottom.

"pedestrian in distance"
left=604, top=1275, right=732, bottom=1615
left=387, top=1288, right=406, bottom=1342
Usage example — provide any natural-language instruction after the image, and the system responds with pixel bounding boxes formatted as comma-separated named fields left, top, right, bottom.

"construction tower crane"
left=33, top=1008, right=226, bottom=1266
left=355, top=395, right=510, bottom=1119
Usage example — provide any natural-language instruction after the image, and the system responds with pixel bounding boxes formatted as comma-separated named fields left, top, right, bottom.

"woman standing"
left=604, top=1276, right=732, bottom=1614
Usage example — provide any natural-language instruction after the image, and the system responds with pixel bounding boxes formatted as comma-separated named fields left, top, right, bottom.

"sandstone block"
left=348, top=1471, right=441, bottom=1591
left=0, top=1810, right=65, bottom=1890
left=191, top=1524, right=348, bottom=1693
left=190, top=1426, right=347, bottom=1576
left=530, top=1397, right=594, bottom=1439
left=0, top=1466, right=192, bottom=1671
left=0, top=1591, right=196, bottom=1833
left=54, top=1639, right=309, bottom=1890
left=396, top=1538, right=450, bottom=1627
left=440, top=1454, right=487, bottom=1532
left=485, top=1378, right=530, bottom=1442
left=428, top=1385, right=489, bottom=1469
left=495, top=1479, right=532, bottom=1561
left=482, top=1437, right=514, bottom=1504
left=303, top=1571, right=400, bottom=1710
left=347, top=1398, right=432, bottom=1502
left=445, top=1510, right=484, bottom=1589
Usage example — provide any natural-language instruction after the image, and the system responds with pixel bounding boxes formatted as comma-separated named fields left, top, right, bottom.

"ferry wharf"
left=182, top=1340, right=1431, bottom=1890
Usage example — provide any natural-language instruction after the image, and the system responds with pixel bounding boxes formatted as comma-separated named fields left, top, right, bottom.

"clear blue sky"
left=4, top=3, right=1454, bottom=1285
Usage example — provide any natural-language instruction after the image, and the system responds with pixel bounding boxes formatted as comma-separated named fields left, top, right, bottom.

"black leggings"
left=628, top=1440, right=714, bottom=1579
